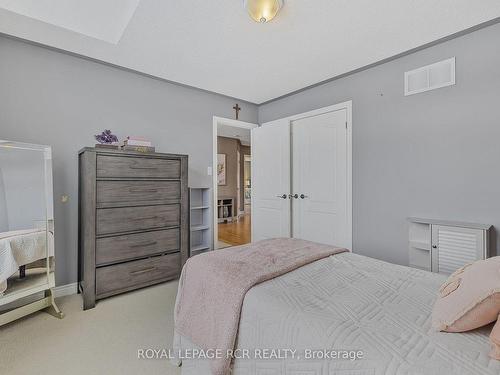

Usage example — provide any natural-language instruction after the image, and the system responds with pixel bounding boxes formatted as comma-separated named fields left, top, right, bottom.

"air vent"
left=404, top=57, right=455, bottom=96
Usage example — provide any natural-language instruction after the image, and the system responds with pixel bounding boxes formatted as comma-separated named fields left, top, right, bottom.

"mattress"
left=174, top=252, right=500, bottom=375
left=0, top=228, right=51, bottom=294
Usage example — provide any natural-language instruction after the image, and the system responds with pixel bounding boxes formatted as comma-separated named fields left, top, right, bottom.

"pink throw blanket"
left=174, top=238, right=347, bottom=375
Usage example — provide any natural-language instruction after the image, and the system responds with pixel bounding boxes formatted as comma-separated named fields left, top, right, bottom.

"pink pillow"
left=491, top=316, right=500, bottom=360
left=431, top=256, right=500, bottom=359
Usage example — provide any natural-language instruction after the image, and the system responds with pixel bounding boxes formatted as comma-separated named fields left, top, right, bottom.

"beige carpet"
left=0, top=281, right=181, bottom=375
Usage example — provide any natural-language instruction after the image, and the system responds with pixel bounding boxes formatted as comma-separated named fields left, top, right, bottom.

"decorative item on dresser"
left=78, top=147, right=189, bottom=310
left=408, top=217, right=491, bottom=274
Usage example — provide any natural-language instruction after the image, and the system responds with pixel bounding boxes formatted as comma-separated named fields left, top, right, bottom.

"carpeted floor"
left=0, top=281, right=182, bottom=375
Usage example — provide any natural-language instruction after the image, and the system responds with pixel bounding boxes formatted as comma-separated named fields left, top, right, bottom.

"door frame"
left=212, top=116, right=258, bottom=249
left=260, top=101, right=353, bottom=250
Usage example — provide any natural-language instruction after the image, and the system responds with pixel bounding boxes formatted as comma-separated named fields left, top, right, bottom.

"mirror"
left=0, top=140, right=55, bottom=301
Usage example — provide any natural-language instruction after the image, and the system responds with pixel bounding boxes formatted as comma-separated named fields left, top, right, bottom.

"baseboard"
left=54, top=282, right=78, bottom=298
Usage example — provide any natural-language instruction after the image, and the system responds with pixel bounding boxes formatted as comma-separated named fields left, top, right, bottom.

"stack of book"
left=121, top=136, right=155, bottom=152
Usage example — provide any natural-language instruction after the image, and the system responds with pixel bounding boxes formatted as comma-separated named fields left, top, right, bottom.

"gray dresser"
left=78, top=147, right=189, bottom=310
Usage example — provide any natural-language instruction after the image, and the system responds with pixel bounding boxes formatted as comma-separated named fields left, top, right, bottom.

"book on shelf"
left=121, top=145, right=156, bottom=153
left=124, top=139, right=152, bottom=147
left=127, top=136, right=148, bottom=141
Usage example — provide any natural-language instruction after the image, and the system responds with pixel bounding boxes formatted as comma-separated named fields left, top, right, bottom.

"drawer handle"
left=129, top=189, right=158, bottom=193
left=129, top=165, right=158, bottom=170
left=132, top=216, right=159, bottom=221
left=130, top=267, right=156, bottom=276
left=130, top=241, right=158, bottom=248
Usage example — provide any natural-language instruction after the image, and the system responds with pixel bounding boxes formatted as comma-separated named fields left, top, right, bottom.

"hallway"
left=218, top=214, right=251, bottom=247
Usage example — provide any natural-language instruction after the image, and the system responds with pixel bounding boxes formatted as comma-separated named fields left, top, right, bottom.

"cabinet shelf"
left=191, top=225, right=210, bottom=231
left=409, top=241, right=430, bottom=251
left=189, top=187, right=212, bottom=257
left=191, top=245, right=210, bottom=253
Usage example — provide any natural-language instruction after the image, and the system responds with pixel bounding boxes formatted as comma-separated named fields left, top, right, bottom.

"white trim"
left=260, top=101, right=353, bottom=251
left=212, top=117, right=258, bottom=250
left=53, top=282, right=78, bottom=298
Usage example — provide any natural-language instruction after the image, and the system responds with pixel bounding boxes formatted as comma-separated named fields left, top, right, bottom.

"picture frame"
left=217, top=153, right=226, bottom=185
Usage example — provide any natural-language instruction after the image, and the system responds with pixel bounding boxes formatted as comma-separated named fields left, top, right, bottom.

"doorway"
left=212, top=117, right=258, bottom=249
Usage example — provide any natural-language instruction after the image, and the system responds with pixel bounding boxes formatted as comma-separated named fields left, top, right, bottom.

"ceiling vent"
left=404, top=57, right=455, bottom=96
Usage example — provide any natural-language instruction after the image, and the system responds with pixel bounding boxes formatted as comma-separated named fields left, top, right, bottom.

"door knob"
left=300, top=194, right=309, bottom=199
left=276, top=194, right=287, bottom=199
left=289, top=194, right=299, bottom=199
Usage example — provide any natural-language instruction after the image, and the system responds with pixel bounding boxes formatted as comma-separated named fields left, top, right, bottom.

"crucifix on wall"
left=233, top=103, right=241, bottom=120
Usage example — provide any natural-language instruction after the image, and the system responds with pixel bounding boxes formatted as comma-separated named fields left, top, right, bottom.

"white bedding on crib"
left=174, top=252, right=500, bottom=375
left=0, top=229, right=51, bottom=294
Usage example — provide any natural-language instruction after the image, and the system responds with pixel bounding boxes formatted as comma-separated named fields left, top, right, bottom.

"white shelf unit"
left=217, top=197, right=235, bottom=223
left=408, top=217, right=491, bottom=274
left=190, top=188, right=212, bottom=257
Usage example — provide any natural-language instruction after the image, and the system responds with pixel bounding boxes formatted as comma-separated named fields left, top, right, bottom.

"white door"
left=291, top=109, right=350, bottom=248
left=251, top=119, right=291, bottom=241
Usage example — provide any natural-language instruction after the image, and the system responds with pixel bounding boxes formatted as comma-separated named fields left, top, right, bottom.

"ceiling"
left=0, top=0, right=140, bottom=44
left=1, top=1, right=499, bottom=104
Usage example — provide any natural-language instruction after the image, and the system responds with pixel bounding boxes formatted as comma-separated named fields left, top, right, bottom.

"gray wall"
left=259, top=22, right=500, bottom=266
left=0, top=36, right=258, bottom=286
left=1, top=21, right=499, bottom=284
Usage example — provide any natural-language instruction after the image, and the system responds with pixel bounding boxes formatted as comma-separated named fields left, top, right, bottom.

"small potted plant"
left=95, top=130, right=119, bottom=149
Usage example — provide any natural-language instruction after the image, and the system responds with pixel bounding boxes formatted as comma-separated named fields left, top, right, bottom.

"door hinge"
left=345, top=122, right=347, bottom=129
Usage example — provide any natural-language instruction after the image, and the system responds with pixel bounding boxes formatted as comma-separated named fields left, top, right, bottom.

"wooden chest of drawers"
left=78, top=148, right=189, bottom=310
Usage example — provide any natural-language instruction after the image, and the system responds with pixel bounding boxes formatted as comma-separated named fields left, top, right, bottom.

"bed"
left=174, top=248, right=500, bottom=375
left=0, top=228, right=51, bottom=295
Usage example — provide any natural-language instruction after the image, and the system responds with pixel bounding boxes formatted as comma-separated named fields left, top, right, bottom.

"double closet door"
left=252, top=105, right=351, bottom=249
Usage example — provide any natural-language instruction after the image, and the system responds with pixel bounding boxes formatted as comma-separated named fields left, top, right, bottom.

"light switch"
left=207, top=166, right=213, bottom=176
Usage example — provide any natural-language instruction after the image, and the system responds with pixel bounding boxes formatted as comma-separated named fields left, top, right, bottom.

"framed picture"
left=217, top=154, right=226, bottom=185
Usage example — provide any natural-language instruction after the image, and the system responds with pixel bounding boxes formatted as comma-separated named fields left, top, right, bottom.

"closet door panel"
left=292, top=109, right=349, bottom=248
left=251, top=119, right=291, bottom=241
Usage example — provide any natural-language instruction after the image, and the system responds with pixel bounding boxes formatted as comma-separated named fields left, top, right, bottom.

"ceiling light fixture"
left=244, top=0, right=284, bottom=23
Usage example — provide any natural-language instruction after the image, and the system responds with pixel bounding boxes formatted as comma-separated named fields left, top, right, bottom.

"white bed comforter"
left=175, top=252, right=500, bottom=375
left=0, top=229, right=50, bottom=294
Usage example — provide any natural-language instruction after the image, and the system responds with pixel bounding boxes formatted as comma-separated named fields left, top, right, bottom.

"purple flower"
left=95, top=130, right=118, bottom=144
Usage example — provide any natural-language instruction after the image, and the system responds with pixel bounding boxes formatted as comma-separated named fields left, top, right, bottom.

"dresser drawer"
left=96, top=229, right=180, bottom=265
left=96, top=252, right=181, bottom=297
left=96, top=204, right=180, bottom=236
left=97, top=180, right=180, bottom=207
left=97, top=155, right=180, bottom=179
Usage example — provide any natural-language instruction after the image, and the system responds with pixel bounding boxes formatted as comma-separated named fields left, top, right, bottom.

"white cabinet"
left=408, top=218, right=491, bottom=274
